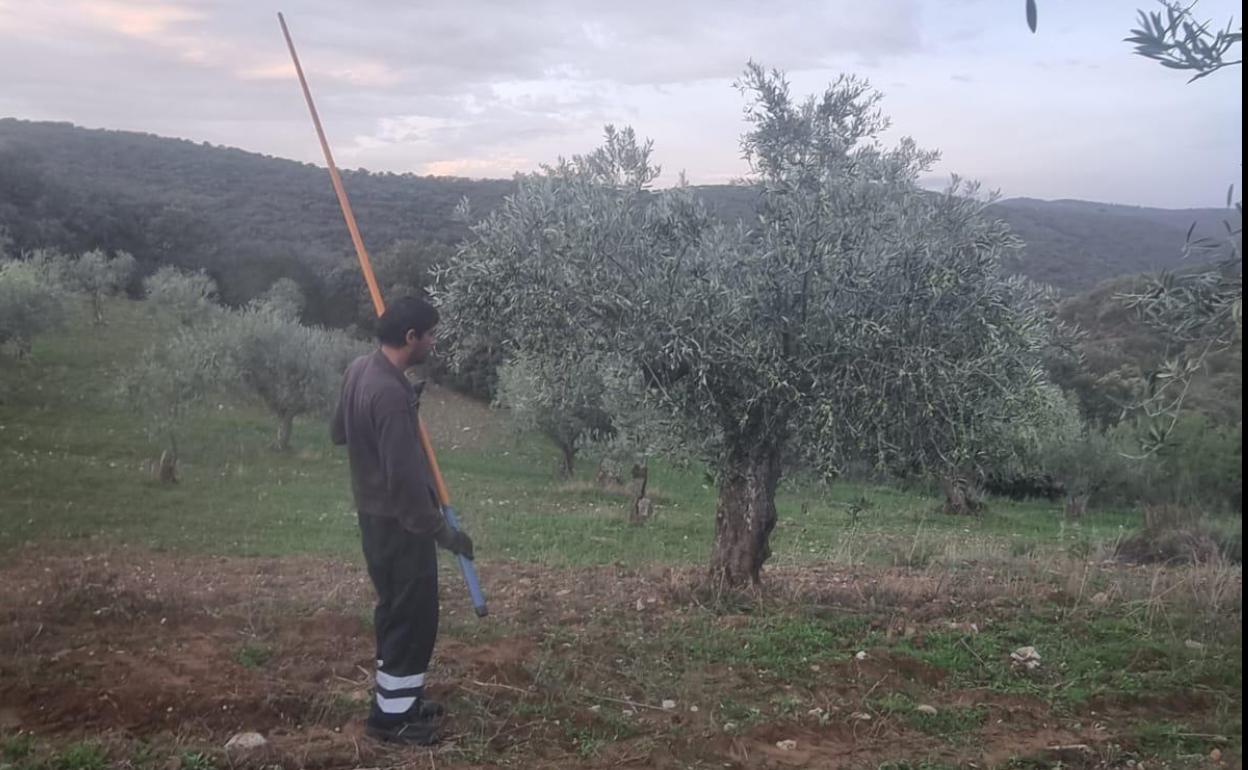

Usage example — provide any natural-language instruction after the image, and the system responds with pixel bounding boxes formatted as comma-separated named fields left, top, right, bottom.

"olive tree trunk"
left=158, top=431, right=179, bottom=484
left=941, top=472, right=985, bottom=516
left=275, top=413, right=294, bottom=452
left=710, top=445, right=782, bottom=587
left=554, top=440, right=576, bottom=478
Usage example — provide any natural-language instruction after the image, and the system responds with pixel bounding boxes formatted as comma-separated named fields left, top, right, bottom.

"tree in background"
left=143, top=266, right=219, bottom=327
left=55, top=249, right=136, bottom=325
left=251, top=277, right=306, bottom=322
left=0, top=258, right=64, bottom=359
left=120, top=330, right=218, bottom=483
left=494, top=350, right=614, bottom=478
left=210, top=305, right=362, bottom=451
left=439, top=65, right=1064, bottom=586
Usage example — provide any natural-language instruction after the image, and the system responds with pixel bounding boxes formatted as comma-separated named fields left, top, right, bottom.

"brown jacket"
left=331, top=350, right=442, bottom=535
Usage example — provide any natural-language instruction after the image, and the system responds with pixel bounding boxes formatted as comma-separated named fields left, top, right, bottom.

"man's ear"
left=405, top=328, right=419, bottom=346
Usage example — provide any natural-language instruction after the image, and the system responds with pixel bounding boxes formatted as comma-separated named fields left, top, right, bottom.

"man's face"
left=406, top=327, right=437, bottom=366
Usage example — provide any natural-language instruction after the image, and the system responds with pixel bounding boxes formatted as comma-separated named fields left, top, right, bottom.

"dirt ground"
left=0, top=547, right=1238, bottom=769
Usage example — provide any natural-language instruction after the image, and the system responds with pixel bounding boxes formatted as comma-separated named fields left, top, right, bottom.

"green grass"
left=1131, top=720, right=1234, bottom=758
left=890, top=610, right=1242, bottom=710
left=50, top=742, right=107, bottom=770
left=0, top=297, right=1158, bottom=571
left=234, top=642, right=274, bottom=670
left=175, top=751, right=217, bottom=770
left=666, top=613, right=871, bottom=680
left=1, top=734, right=35, bottom=762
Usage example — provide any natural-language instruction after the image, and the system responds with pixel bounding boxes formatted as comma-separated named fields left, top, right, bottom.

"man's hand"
left=435, top=524, right=475, bottom=560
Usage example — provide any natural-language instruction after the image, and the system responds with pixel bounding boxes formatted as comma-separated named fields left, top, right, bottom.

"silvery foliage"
left=0, top=254, right=65, bottom=356
left=494, top=348, right=614, bottom=474
left=143, top=266, right=220, bottom=326
left=1118, top=0, right=1241, bottom=456
left=208, top=303, right=363, bottom=449
left=54, top=248, right=136, bottom=324
left=121, top=326, right=220, bottom=455
left=1116, top=204, right=1241, bottom=456
left=251, top=277, right=306, bottom=322
left=437, top=63, right=1062, bottom=483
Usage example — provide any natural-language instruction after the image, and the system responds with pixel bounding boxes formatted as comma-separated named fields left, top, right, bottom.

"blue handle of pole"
left=442, top=505, right=487, bottom=617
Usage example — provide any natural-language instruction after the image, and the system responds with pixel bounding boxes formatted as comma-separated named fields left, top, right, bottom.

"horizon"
left=1, top=115, right=1237, bottom=213
left=0, top=1, right=1241, bottom=209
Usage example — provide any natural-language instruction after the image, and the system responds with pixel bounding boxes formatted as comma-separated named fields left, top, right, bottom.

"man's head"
left=376, top=296, right=439, bottom=367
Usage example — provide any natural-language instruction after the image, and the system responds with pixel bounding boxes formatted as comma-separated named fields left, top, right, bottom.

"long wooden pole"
left=278, top=12, right=486, bottom=616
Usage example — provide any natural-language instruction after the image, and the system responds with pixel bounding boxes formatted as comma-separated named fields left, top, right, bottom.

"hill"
left=1052, top=271, right=1242, bottom=431
left=1, top=118, right=1239, bottom=311
left=989, top=197, right=1235, bottom=292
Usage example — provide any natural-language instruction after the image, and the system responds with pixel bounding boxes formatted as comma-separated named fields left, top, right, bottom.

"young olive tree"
left=121, top=330, right=219, bottom=482
left=0, top=258, right=65, bottom=358
left=438, top=64, right=1062, bottom=586
left=495, top=350, right=613, bottom=477
left=57, top=249, right=136, bottom=325
left=143, top=266, right=220, bottom=326
left=212, top=305, right=362, bottom=451
left=252, top=277, right=306, bottom=322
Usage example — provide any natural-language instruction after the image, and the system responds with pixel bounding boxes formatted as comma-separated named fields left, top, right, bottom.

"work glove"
left=434, top=523, right=475, bottom=560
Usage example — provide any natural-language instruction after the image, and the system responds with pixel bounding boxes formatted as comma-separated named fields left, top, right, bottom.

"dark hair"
left=376, top=296, right=439, bottom=347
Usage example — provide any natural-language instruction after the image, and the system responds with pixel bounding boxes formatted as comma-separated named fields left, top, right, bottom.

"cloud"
left=0, top=0, right=1242, bottom=207
left=79, top=0, right=204, bottom=40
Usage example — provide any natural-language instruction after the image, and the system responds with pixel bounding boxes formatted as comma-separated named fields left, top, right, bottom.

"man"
left=331, top=296, right=475, bottom=745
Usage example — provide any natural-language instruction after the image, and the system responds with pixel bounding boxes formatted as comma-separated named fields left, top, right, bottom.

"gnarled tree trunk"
left=1065, top=492, right=1089, bottom=519
left=629, top=460, right=651, bottom=525
left=710, top=445, right=782, bottom=587
left=941, top=472, right=985, bottom=516
left=554, top=440, right=576, bottom=478
left=275, top=413, right=294, bottom=451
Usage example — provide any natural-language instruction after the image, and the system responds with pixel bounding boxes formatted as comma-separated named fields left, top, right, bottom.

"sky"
left=0, top=0, right=1241, bottom=208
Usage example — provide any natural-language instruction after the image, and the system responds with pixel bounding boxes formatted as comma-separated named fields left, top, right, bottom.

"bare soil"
left=0, top=547, right=1238, bottom=769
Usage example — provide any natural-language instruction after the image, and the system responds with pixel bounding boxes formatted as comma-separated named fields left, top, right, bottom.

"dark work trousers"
left=358, top=513, right=439, bottom=724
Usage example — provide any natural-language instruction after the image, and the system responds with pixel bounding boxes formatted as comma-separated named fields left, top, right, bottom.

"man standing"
left=331, top=296, right=475, bottom=745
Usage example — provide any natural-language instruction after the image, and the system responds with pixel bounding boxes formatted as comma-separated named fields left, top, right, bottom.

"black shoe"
left=365, top=717, right=440, bottom=746
left=406, top=698, right=445, bottom=720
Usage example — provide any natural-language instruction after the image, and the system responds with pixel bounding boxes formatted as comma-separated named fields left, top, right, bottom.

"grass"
left=1, top=297, right=1159, bottom=571
left=1, top=734, right=35, bottom=762
left=890, top=610, right=1242, bottom=710
left=50, top=742, right=107, bottom=770
left=661, top=613, right=871, bottom=681
left=234, top=642, right=274, bottom=670
left=1131, top=720, right=1234, bottom=757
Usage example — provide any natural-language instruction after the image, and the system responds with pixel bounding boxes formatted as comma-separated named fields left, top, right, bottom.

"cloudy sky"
left=1, top=0, right=1241, bottom=207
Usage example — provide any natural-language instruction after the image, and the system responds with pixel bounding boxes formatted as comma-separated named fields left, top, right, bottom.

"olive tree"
left=495, top=350, right=613, bottom=477
left=120, top=330, right=219, bottom=482
left=1114, top=0, right=1241, bottom=454
left=252, top=277, right=306, bottom=321
left=438, top=65, right=1062, bottom=586
left=143, top=266, right=220, bottom=326
left=1125, top=0, right=1241, bottom=81
left=0, top=258, right=65, bottom=358
left=56, top=249, right=136, bottom=324
left=212, top=305, right=362, bottom=451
